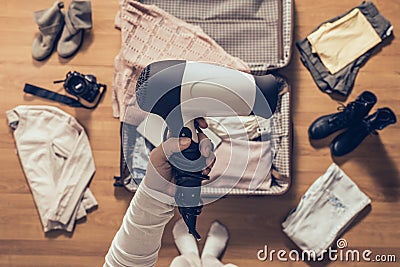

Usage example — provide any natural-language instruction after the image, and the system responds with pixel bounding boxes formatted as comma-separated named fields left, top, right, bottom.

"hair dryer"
left=136, top=60, right=281, bottom=239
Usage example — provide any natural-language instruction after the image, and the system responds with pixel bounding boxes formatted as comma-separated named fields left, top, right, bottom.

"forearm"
left=104, top=181, right=175, bottom=267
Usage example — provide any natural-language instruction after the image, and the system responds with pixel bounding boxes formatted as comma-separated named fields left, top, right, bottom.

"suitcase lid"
left=140, top=0, right=293, bottom=72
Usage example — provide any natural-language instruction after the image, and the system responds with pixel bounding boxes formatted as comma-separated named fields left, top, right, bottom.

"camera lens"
left=68, top=76, right=86, bottom=94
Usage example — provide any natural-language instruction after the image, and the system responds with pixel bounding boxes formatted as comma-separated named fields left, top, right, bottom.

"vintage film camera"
left=54, top=71, right=106, bottom=104
left=24, top=71, right=106, bottom=109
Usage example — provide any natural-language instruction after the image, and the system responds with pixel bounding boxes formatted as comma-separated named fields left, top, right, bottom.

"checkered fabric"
left=272, top=92, right=291, bottom=179
left=140, top=0, right=293, bottom=72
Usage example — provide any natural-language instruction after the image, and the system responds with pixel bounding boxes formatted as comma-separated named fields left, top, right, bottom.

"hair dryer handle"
left=170, top=133, right=209, bottom=240
left=169, top=126, right=209, bottom=175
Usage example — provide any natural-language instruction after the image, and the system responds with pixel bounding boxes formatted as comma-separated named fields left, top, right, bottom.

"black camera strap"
left=23, top=83, right=106, bottom=109
left=24, top=83, right=83, bottom=107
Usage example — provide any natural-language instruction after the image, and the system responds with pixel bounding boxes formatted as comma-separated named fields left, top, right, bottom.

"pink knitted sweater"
left=113, top=0, right=250, bottom=124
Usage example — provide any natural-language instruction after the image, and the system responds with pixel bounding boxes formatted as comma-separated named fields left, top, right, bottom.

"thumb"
left=178, top=137, right=192, bottom=151
left=161, top=137, right=191, bottom=160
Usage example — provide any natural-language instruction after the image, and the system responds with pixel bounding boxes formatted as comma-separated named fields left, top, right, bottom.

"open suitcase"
left=116, top=0, right=294, bottom=196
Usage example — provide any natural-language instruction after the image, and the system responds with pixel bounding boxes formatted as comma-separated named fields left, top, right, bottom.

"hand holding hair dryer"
left=136, top=60, right=281, bottom=239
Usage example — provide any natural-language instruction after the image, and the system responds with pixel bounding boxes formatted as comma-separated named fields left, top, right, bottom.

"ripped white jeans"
left=282, top=163, right=371, bottom=257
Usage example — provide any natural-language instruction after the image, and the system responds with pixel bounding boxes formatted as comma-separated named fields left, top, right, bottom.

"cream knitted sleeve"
left=104, top=182, right=175, bottom=267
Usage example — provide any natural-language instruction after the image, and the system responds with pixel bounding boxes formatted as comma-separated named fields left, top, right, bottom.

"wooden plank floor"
left=0, top=0, right=399, bottom=266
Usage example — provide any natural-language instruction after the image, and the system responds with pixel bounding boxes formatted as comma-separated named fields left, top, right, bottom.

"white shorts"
left=282, top=163, right=371, bottom=257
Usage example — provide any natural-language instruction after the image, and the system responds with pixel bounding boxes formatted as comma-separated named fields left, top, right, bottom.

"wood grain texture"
left=0, top=0, right=399, bottom=266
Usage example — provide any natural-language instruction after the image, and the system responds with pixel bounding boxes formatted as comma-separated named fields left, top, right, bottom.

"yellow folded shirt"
left=307, top=8, right=381, bottom=74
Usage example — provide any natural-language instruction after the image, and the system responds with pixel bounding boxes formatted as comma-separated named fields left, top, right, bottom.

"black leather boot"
left=330, top=107, right=397, bottom=156
left=308, top=91, right=377, bottom=140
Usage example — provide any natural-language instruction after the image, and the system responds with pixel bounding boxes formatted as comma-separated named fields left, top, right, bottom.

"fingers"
left=198, top=133, right=216, bottom=176
left=151, top=137, right=191, bottom=163
left=202, top=156, right=216, bottom=176
left=151, top=126, right=216, bottom=177
left=206, top=155, right=216, bottom=169
left=164, top=137, right=192, bottom=157
left=195, top=117, right=208, bottom=129
left=198, top=133, right=214, bottom=157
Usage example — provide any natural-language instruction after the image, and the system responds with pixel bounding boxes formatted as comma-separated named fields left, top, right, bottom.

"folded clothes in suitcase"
left=116, top=0, right=294, bottom=196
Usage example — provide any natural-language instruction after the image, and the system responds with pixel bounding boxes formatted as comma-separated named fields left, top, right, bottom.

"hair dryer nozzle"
left=136, top=60, right=187, bottom=119
left=251, top=74, right=281, bottom=118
